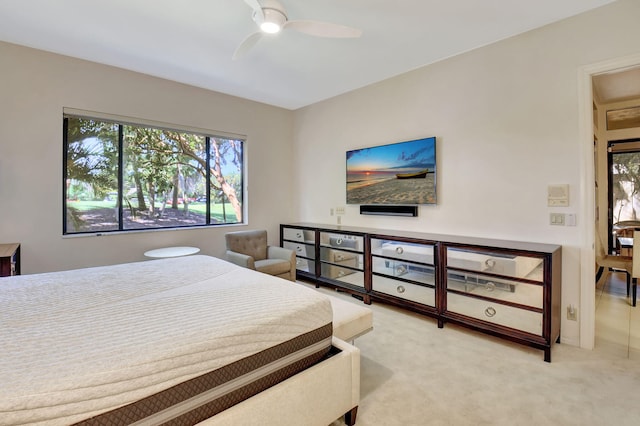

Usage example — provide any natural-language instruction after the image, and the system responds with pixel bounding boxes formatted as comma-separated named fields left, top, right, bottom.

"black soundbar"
left=359, top=205, right=418, bottom=217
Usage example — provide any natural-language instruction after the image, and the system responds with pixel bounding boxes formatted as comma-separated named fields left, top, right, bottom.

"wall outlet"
left=567, top=305, right=578, bottom=321
left=330, top=208, right=334, bottom=216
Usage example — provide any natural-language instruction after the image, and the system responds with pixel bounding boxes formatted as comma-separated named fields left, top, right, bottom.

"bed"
left=0, top=255, right=360, bottom=426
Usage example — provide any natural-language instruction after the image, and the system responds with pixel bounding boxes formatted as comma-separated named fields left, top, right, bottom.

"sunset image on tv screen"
left=346, top=137, right=436, bottom=205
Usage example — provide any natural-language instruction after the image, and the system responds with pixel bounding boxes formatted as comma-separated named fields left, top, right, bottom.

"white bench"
left=326, top=294, right=373, bottom=342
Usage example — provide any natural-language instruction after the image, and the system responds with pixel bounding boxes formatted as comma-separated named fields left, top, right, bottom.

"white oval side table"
left=144, top=246, right=200, bottom=258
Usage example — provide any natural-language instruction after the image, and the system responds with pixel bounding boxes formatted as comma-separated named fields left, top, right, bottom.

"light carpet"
left=299, top=283, right=640, bottom=426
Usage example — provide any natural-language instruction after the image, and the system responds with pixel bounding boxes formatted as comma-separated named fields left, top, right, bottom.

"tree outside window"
left=64, top=116, right=244, bottom=234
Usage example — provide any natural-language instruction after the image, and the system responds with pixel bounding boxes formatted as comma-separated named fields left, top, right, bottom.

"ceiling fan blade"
left=244, top=0, right=265, bottom=22
left=233, top=31, right=264, bottom=60
left=284, top=20, right=362, bottom=38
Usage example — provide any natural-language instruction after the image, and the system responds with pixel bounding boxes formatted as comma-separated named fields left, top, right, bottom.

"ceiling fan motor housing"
left=253, top=0, right=288, bottom=33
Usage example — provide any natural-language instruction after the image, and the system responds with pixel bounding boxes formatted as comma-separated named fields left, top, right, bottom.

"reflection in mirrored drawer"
left=320, top=247, right=363, bottom=269
left=371, top=239, right=435, bottom=264
left=284, top=241, right=316, bottom=259
left=447, top=272, right=543, bottom=308
left=320, top=232, right=363, bottom=251
left=446, top=248, right=493, bottom=272
left=446, top=247, right=543, bottom=281
left=320, top=264, right=365, bottom=288
left=447, top=293, right=542, bottom=336
left=372, top=257, right=434, bottom=284
left=295, top=259, right=315, bottom=273
left=373, top=275, right=435, bottom=306
left=283, top=228, right=315, bottom=244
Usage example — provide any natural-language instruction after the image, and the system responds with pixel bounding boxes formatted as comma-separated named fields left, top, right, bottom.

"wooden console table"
left=0, top=243, right=21, bottom=277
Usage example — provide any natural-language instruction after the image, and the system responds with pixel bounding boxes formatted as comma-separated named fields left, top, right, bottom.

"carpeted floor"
left=299, top=273, right=640, bottom=426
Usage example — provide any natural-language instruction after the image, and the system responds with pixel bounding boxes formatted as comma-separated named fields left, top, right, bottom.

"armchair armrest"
left=268, top=246, right=297, bottom=281
left=226, top=250, right=256, bottom=269
left=268, top=245, right=295, bottom=263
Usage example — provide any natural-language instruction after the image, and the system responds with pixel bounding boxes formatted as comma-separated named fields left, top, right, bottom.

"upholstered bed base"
left=198, top=337, right=360, bottom=426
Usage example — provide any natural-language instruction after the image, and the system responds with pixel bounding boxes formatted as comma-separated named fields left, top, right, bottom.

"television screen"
left=346, top=137, right=436, bottom=205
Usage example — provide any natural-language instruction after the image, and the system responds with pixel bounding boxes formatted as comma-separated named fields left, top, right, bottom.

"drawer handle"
left=396, top=285, right=406, bottom=294
left=396, top=246, right=404, bottom=255
left=338, top=270, right=345, bottom=277
left=486, top=282, right=495, bottom=292
left=336, top=254, right=344, bottom=261
left=485, top=259, right=496, bottom=269
left=484, top=307, right=497, bottom=317
left=396, top=264, right=407, bottom=275
left=336, top=238, right=343, bottom=245
left=296, top=247, right=303, bottom=252
left=296, top=232, right=302, bottom=238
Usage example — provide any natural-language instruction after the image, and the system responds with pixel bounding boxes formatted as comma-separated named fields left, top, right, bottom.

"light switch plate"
left=550, top=213, right=565, bottom=226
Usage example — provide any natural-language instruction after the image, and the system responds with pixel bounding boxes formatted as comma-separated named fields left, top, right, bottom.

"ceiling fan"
left=233, top=0, right=362, bottom=60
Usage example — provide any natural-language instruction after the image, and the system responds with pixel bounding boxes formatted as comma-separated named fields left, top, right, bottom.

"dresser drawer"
left=321, top=264, right=365, bottom=288
left=320, top=247, right=361, bottom=268
left=446, top=248, right=493, bottom=272
left=485, top=256, right=543, bottom=280
left=373, top=275, right=435, bottom=306
left=282, top=227, right=314, bottom=243
left=372, top=257, right=434, bottom=285
left=320, top=232, right=363, bottom=252
left=296, top=258, right=315, bottom=274
left=447, top=293, right=542, bottom=336
left=447, top=272, right=543, bottom=309
left=371, top=239, right=435, bottom=264
left=447, top=247, right=543, bottom=281
left=283, top=241, right=316, bottom=259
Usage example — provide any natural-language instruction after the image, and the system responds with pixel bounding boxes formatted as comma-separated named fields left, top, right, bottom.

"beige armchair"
left=225, top=229, right=296, bottom=281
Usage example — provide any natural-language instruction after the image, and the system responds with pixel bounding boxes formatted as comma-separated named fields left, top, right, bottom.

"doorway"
left=582, top=56, right=640, bottom=350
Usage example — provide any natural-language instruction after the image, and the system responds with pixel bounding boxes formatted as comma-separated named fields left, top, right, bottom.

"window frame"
left=63, top=110, right=246, bottom=236
left=607, top=138, right=640, bottom=252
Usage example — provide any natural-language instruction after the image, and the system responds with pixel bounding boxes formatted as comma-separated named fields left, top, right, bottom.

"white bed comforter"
left=0, top=255, right=332, bottom=425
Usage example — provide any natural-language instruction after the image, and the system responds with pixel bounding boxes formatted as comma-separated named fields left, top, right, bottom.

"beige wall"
left=2, top=0, right=639, bottom=348
left=0, top=42, right=294, bottom=273
left=292, top=0, right=640, bottom=346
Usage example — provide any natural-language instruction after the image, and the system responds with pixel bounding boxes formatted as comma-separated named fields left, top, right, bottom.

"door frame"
left=578, top=52, right=640, bottom=350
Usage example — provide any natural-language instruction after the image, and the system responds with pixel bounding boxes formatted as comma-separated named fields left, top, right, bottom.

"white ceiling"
left=0, top=0, right=618, bottom=110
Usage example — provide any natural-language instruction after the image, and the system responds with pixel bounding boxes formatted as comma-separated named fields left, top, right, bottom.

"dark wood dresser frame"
left=281, top=223, right=561, bottom=362
left=0, top=243, right=20, bottom=277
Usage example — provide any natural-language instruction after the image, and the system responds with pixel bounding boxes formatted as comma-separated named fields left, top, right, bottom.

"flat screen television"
left=346, top=136, right=436, bottom=205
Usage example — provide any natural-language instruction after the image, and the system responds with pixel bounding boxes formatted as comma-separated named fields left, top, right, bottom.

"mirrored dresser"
left=281, top=223, right=561, bottom=361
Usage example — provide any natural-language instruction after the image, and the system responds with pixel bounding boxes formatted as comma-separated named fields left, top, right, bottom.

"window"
left=63, top=114, right=244, bottom=235
left=607, top=139, right=640, bottom=252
